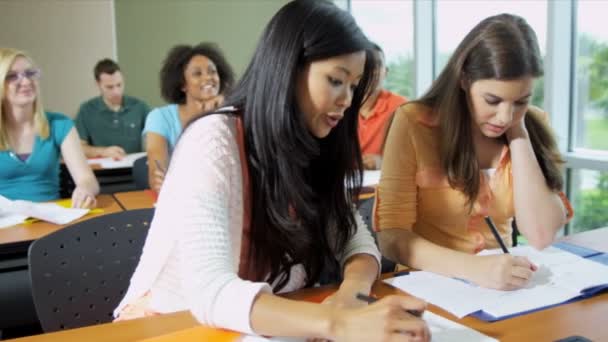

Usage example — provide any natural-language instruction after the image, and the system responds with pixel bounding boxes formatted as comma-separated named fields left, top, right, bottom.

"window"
left=570, top=169, right=608, bottom=233
left=435, top=0, right=548, bottom=107
left=572, top=1, right=608, bottom=152
left=350, top=0, right=414, bottom=98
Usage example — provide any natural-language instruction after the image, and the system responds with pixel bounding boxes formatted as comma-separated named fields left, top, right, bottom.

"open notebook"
left=386, top=245, right=608, bottom=321
left=141, top=311, right=496, bottom=342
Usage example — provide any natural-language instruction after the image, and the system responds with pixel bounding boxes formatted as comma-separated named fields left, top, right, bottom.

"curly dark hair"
left=159, top=42, right=235, bottom=104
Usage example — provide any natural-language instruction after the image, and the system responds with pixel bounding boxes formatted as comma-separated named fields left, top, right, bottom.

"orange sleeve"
left=373, top=105, right=418, bottom=231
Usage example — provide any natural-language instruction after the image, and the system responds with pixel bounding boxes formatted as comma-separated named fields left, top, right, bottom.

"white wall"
left=0, top=0, right=116, bottom=117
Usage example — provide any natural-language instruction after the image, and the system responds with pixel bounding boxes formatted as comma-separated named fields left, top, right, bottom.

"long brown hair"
left=416, top=14, right=564, bottom=208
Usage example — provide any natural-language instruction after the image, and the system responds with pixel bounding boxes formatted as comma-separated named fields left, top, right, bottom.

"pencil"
left=154, top=159, right=167, bottom=174
left=484, top=216, right=509, bottom=253
left=356, top=293, right=423, bottom=317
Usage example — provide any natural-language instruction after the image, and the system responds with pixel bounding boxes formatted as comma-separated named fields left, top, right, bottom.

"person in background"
left=115, top=1, right=429, bottom=341
left=358, top=43, right=406, bottom=170
left=75, top=58, right=150, bottom=159
left=375, top=14, right=573, bottom=291
left=144, top=42, right=234, bottom=192
left=0, top=48, right=99, bottom=208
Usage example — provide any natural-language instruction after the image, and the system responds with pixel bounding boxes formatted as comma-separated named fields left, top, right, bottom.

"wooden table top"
left=8, top=271, right=608, bottom=342
left=113, top=190, right=156, bottom=211
left=0, top=194, right=123, bottom=248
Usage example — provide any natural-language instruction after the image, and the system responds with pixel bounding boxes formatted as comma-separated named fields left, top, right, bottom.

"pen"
left=484, top=216, right=509, bottom=254
left=356, top=293, right=423, bottom=317
left=154, top=159, right=167, bottom=174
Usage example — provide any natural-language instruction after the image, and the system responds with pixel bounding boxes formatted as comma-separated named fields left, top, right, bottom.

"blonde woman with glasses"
left=0, top=48, right=98, bottom=207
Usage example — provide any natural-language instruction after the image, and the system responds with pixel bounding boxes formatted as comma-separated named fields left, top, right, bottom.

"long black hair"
left=224, top=0, right=375, bottom=290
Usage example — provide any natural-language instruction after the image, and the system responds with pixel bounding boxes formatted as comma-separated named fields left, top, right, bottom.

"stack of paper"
left=87, top=151, right=146, bottom=169
left=0, top=195, right=89, bottom=229
left=386, top=246, right=608, bottom=321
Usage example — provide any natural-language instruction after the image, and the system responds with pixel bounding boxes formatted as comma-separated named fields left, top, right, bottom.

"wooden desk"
left=7, top=274, right=608, bottom=342
left=0, top=194, right=123, bottom=254
left=560, top=226, right=608, bottom=253
left=113, top=190, right=156, bottom=210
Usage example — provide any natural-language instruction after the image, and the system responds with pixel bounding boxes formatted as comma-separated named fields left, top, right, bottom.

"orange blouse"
left=373, top=103, right=573, bottom=254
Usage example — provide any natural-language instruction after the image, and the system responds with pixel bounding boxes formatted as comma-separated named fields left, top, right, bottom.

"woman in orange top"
left=358, top=44, right=406, bottom=170
left=374, top=14, right=573, bottom=291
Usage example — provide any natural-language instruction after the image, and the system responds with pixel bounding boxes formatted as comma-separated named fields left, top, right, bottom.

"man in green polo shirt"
left=75, top=59, right=150, bottom=158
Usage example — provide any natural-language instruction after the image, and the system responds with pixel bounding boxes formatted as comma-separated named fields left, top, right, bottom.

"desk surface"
left=8, top=272, right=608, bottom=342
left=560, top=226, right=608, bottom=253
left=113, top=190, right=156, bottom=210
left=6, top=219, right=608, bottom=341
left=0, top=194, right=123, bottom=248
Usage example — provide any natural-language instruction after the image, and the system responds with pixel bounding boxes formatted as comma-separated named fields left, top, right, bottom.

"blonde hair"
left=0, top=48, right=49, bottom=150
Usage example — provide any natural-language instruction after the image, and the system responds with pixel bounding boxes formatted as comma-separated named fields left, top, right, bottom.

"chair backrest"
left=132, top=156, right=149, bottom=190
left=28, top=208, right=154, bottom=332
left=358, top=197, right=397, bottom=274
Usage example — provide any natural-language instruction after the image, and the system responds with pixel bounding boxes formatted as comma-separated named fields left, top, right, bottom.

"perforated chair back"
left=27, top=208, right=154, bottom=332
left=358, top=197, right=396, bottom=274
left=132, top=156, right=149, bottom=190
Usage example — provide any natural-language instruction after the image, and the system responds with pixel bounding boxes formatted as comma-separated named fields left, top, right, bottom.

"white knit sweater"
left=114, top=114, right=381, bottom=334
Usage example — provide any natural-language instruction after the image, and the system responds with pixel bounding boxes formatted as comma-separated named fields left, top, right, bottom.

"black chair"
left=27, top=208, right=154, bottom=332
left=132, top=156, right=149, bottom=190
left=358, top=197, right=397, bottom=274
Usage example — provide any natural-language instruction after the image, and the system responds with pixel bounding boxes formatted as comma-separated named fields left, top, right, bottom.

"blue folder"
left=470, top=242, right=608, bottom=322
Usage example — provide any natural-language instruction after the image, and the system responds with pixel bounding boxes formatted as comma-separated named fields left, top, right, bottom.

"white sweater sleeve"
left=337, top=208, right=382, bottom=273
left=159, top=116, right=270, bottom=334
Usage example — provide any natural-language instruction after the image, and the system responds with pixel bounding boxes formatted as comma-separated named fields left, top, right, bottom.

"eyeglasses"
left=4, top=68, right=41, bottom=83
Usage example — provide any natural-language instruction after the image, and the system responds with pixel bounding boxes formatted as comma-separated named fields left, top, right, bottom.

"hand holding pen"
left=316, top=293, right=429, bottom=342
left=153, top=160, right=167, bottom=193
left=468, top=216, right=538, bottom=290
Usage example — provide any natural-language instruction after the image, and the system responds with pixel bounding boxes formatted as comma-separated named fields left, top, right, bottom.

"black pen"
left=484, top=216, right=509, bottom=253
left=356, top=293, right=423, bottom=317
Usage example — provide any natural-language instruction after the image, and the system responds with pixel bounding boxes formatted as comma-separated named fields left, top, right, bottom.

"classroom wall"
left=115, top=0, right=290, bottom=108
left=0, top=0, right=117, bottom=118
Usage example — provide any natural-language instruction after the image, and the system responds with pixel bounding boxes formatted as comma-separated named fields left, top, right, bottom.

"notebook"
left=386, top=245, right=608, bottom=321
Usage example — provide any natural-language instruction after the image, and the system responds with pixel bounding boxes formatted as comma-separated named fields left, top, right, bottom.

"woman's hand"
left=362, top=154, right=382, bottom=170
left=101, top=145, right=126, bottom=159
left=152, top=167, right=166, bottom=193
left=505, top=110, right=528, bottom=142
left=71, top=186, right=97, bottom=209
left=201, top=95, right=225, bottom=112
left=328, top=295, right=430, bottom=342
left=469, top=254, right=537, bottom=290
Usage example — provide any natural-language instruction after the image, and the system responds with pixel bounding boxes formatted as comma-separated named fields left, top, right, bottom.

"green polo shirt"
left=75, top=95, right=150, bottom=153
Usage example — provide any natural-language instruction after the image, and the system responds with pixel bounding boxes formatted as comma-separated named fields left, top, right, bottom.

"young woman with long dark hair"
left=375, top=14, right=573, bottom=291
left=116, top=1, right=429, bottom=340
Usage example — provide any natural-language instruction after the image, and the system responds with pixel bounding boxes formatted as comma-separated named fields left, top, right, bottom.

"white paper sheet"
left=239, top=311, right=496, bottom=342
left=386, top=246, right=608, bottom=319
left=0, top=195, right=89, bottom=226
left=362, top=170, right=381, bottom=187
left=87, top=151, right=146, bottom=169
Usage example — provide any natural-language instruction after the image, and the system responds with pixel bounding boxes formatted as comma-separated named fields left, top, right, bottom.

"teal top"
left=0, top=112, right=73, bottom=201
left=75, top=95, right=150, bottom=154
left=142, top=104, right=181, bottom=154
